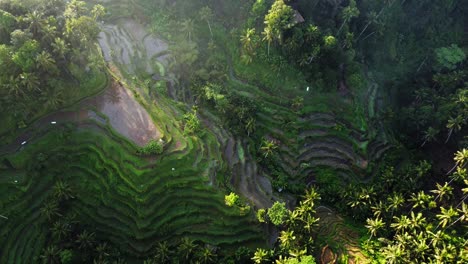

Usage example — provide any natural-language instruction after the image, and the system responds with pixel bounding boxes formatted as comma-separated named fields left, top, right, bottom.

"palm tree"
left=40, top=245, right=60, bottom=264
left=154, top=241, right=172, bottom=263
left=53, top=180, right=74, bottom=201
left=262, top=27, right=273, bottom=56
left=302, top=187, right=320, bottom=206
left=252, top=248, right=268, bottom=264
left=40, top=23, right=57, bottom=46
left=260, top=139, right=278, bottom=158
left=387, top=193, right=405, bottom=214
left=199, top=6, right=213, bottom=38
left=76, top=230, right=95, bottom=250
left=198, top=246, right=216, bottom=264
left=36, top=51, right=58, bottom=75
left=96, top=242, right=110, bottom=260
left=25, top=11, right=45, bottom=38
left=431, top=182, right=453, bottom=201
left=245, top=117, right=256, bottom=136
left=91, top=4, right=106, bottom=21
left=337, top=0, right=360, bottom=35
left=409, top=191, right=431, bottom=210
left=6, top=75, right=24, bottom=97
left=279, top=230, right=296, bottom=250
left=436, top=206, right=458, bottom=229
left=240, top=28, right=255, bottom=55
left=19, top=72, right=40, bottom=92
left=447, top=148, right=468, bottom=175
left=40, top=200, right=61, bottom=220
left=381, top=244, right=402, bottom=264
left=51, top=220, right=70, bottom=240
left=51, top=37, right=69, bottom=64
left=180, top=19, right=195, bottom=42
left=40, top=86, right=64, bottom=110
left=177, top=237, right=197, bottom=261
left=390, top=215, right=411, bottom=232
left=445, top=115, right=465, bottom=143
left=365, top=217, right=384, bottom=241
left=408, top=211, right=426, bottom=229
left=421, top=127, right=438, bottom=147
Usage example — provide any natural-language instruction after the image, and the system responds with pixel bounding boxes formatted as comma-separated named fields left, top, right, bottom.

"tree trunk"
left=207, top=20, right=213, bottom=38
left=337, top=19, right=348, bottom=36
left=445, top=128, right=453, bottom=144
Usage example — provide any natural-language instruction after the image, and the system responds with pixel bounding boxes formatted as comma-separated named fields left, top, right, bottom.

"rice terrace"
left=0, top=0, right=467, bottom=263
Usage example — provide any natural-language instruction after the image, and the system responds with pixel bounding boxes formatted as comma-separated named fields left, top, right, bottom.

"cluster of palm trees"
left=0, top=0, right=105, bottom=123
left=252, top=188, right=321, bottom=263
left=362, top=149, right=468, bottom=263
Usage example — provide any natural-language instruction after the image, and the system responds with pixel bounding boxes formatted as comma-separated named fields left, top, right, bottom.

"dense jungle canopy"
left=0, top=0, right=467, bottom=263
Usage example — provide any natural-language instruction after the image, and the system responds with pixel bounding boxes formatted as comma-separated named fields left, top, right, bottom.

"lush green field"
left=0, top=121, right=265, bottom=262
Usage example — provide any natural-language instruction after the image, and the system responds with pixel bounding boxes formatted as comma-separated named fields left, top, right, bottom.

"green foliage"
left=138, top=139, right=165, bottom=155
left=264, top=0, right=295, bottom=43
left=435, top=44, right=466, bottom=71
left=323, top=35, right=337, bottom=48
left=256, top=208, right=267, bottom=223
left=12, top=39, right=39, bottom=72
left=225, top=192, right=239, bottom=207
left=59, top=249, right=73, bottom=264
left=183, top=107, right=202, bottom=135
left=267, top=201, right=288, bottom=226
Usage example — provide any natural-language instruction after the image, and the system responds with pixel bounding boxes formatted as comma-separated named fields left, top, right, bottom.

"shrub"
left=225, top=192, right=239, bottom=207
left=138, top=139, right=164, bottom=155
left=267, top=201, right=288, bottom=226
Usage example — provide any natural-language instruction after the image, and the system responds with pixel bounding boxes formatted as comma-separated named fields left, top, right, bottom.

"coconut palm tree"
left=154, top=241, right=172, bottom=263
left=447, top=148, right=468, bottom=175
left=252, top=248, right=268, bottom=264
left=40, top=245, right=60, bottom=264
left=199, top=6, right=213, bottom=38
left=390, top=215, right=411, bottom=232
left=6, top=75, right=24, bottom=97
left=260, top=139, right=278, bottom=158
left=180, top=19, right=195, bottom=42
left=431, top=182, right=453, bottom=201
left=19, top=72, right=40, bottom=92
left=279, top=230, right=296, bottom=250
left=25, top=11, right=45, bottom=38
left=262, top=27, right=273, bottom=56
left=387, top=193, right=405, bottom=214
left=245, top=117, right=256, bottom=136
left=337, top=0, right=360, bottom=35
left=36, top=51, right=58, bottom=75
left=240, top=28, right=255, bottom=55
left=40, top=200, right=61, bottom=220
left=51, top=37, right=69, bottom=64
left=177, top=237, right=197, bottom=261
left=76, top=230, right=95, bottom=250
left=53, top=180, right=74, bottom=201
left=445, top=115, right=465, bottom=143
left=96, top=242, right=110, bottom=260
left=436, top=206, right=458, bottom=228
left=365, top=217, right=384, bottom=241
left=51, top=220, right=70, bottom=240
left=198, top=246, right=216, bottom=264
left=40, top=86, right=64, bottom=110
left=421, top=127, right=438, bottom=147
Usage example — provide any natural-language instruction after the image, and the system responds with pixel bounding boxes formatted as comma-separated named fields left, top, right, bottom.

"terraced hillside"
left=0, top=122, right=265, bottom=262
